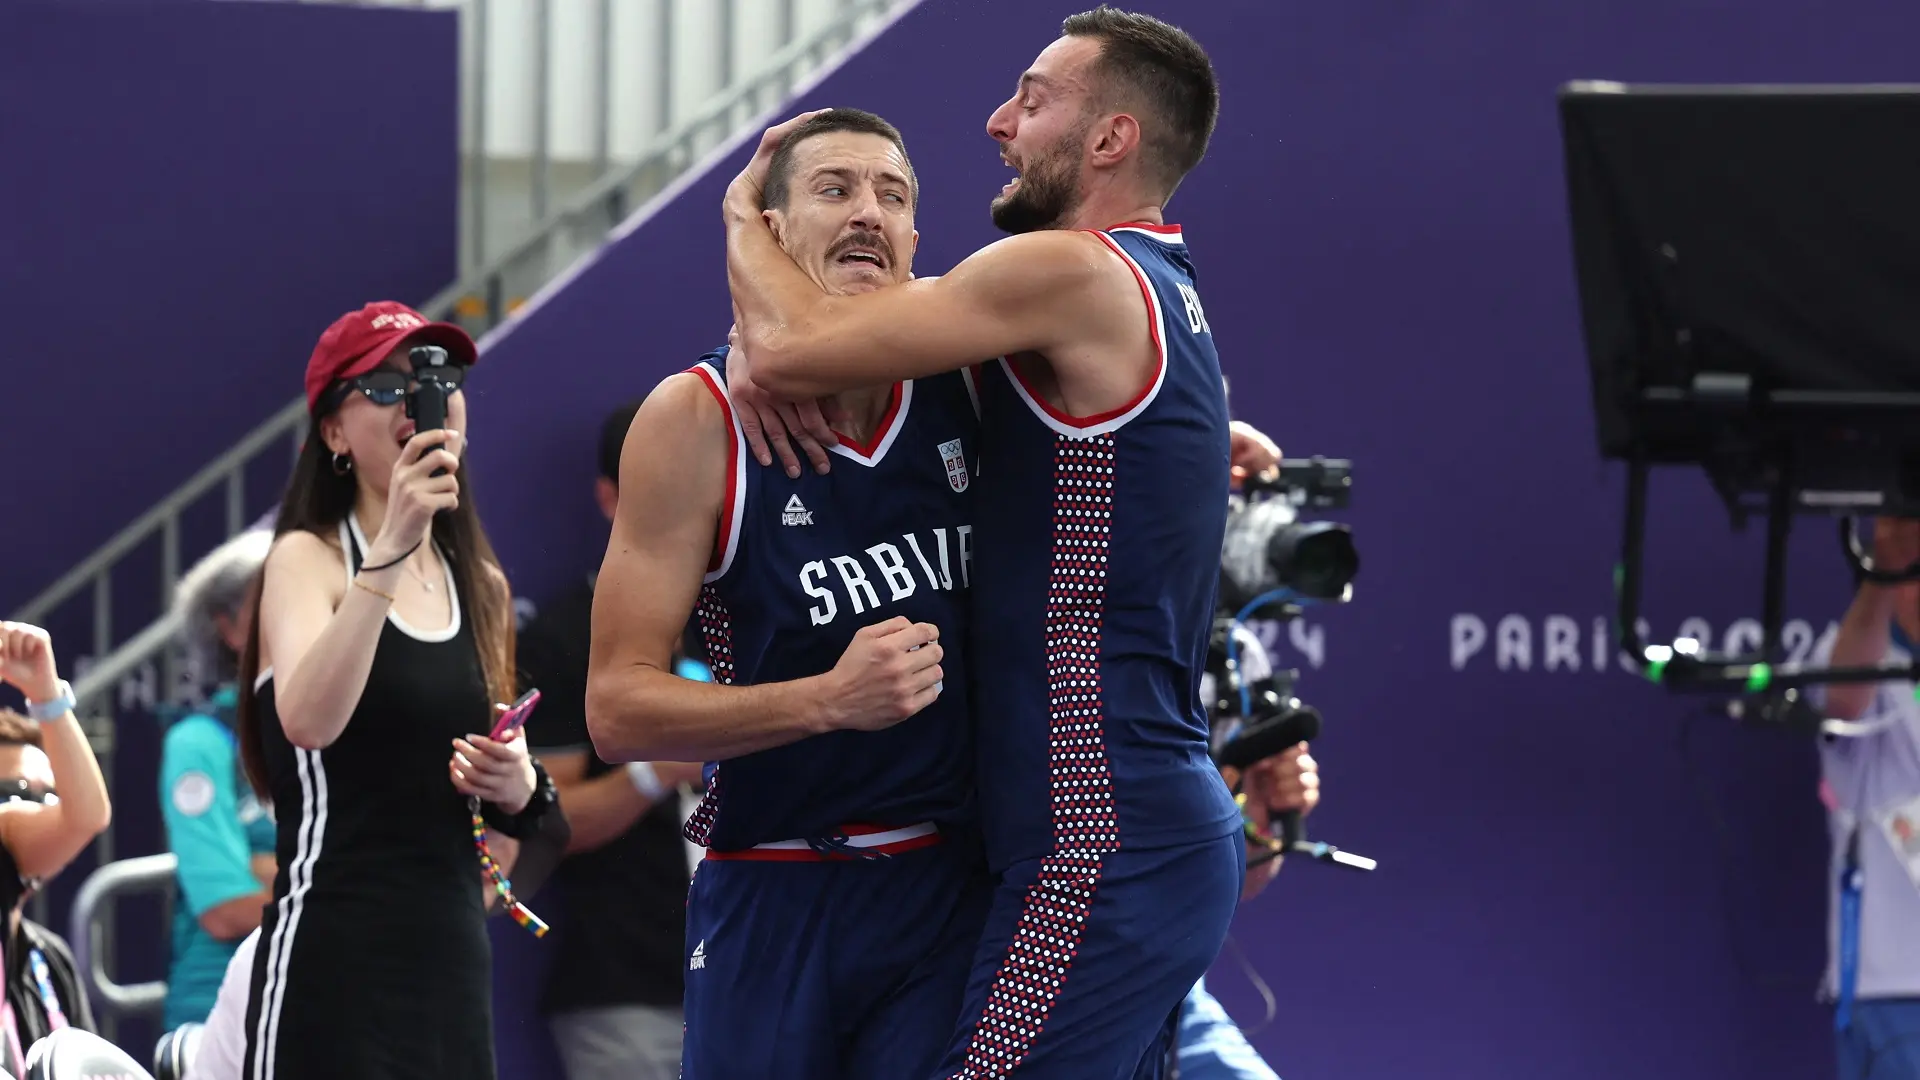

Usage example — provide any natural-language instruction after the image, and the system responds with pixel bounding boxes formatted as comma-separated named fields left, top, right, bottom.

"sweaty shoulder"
left=958, top=231, right=1139, bottom=337
left=632, top=369, right=729, bottom=449
left=618, top=369, right=733, bottom=517
left=956, top=231, right=1113, bottom=293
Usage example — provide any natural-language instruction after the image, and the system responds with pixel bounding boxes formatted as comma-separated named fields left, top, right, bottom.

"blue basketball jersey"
left=968, top=223, right=1241, bottom=872
left=683, top=345, right=980, bottom=851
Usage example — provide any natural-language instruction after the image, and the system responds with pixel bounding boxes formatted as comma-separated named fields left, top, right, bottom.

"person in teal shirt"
left=159, top=530, right=276, bottom=1034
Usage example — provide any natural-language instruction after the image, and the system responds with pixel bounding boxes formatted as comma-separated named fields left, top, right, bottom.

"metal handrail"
left=73, top=615, right=185, bottom=712
left=11, top=402, right=306, bottom=629
left=487, top=6, right=882, bottom=277
left=70, top=853, right=178, bottom=1019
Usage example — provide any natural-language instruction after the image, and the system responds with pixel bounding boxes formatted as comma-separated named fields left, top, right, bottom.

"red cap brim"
left=308, top=320, right=478, bottom=414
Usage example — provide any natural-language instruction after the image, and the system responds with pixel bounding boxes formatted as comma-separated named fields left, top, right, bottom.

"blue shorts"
left=1177, top=977, right=1280, bottom=1080
left=1837, top=997, right=1920, bottom=1080
left=932, top=832, right=1244, bottom=1079
left=682, top=826, right=994, bottom=1080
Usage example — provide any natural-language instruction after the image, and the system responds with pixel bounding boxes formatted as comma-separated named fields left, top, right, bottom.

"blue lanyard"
left=1836, top=826, right=1863, bottom=1033
left=26, top=949, right=64, bottom=1032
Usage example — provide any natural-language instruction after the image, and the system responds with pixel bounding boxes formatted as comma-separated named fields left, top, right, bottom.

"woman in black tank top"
left=232, top=303, right=560, bottom=1080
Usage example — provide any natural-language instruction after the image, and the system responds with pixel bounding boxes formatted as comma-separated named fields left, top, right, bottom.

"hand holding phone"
left=490, top=688, right=541, bottom=741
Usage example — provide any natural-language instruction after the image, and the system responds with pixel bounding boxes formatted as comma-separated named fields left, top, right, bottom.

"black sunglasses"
left=323, top=365, right=469, bottom=412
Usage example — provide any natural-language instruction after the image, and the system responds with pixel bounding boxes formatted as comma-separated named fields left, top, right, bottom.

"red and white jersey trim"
left=827, top=380, right=913, bottom=467
left=1107, top=221, right=1186, bottom=246
left=998, top=229, right=1169, bottom=439
left=688, top=361, right=748, bottom=582
left=702, top=821, right=942, bottom=862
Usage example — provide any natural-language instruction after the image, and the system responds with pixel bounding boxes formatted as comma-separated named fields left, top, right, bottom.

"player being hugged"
left=586, top=109, right=992, bottom=1079
left=724, top=9, right=1243, bottom=1077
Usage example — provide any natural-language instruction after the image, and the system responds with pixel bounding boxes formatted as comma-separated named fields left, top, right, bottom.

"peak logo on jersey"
left=689, top=939, right=707, bottom=970
left=939, top=438, right=969, bottom=493
left=781, top=494, right=814, bottom=527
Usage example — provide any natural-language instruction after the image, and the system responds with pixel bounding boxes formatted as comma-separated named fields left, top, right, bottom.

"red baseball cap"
left=305, top=301, right=478, bottom=415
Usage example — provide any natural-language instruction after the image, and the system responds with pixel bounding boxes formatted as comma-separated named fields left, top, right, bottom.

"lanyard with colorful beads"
left=470, top=797, right=548, bottom=937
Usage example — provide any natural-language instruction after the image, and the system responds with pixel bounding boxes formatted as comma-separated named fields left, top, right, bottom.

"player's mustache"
left=829, top=231, right=894, bottom=267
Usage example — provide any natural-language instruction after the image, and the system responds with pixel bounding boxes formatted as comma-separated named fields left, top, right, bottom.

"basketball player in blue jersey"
left=585, top=109, right=993, bottom=1080
left=723, top=9, right=1245, bottom=1079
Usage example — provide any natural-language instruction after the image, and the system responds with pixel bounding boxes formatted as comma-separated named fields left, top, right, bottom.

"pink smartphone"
left=490, top=688, right=541, bottom=740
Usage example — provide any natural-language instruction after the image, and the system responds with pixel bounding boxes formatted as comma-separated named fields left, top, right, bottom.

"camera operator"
left=1806, top=516, right=1920, bottom=1080
left=1175, top=613, right=1320, bottom=1080
left=1165, top=427, right=1338, bottom=1079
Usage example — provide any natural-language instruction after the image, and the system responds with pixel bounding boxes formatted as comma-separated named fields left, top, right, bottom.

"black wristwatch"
left=481, top=758, right=558, bottom=840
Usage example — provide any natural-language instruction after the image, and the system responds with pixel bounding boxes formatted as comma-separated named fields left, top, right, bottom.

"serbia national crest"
left=938, top=438, right=969, bottom=493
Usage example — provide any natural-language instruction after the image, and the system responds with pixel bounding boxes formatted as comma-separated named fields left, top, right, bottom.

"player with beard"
left=586, top=109, right=990, bottom=1080
left=723, top=9, right=1243, bottom=1078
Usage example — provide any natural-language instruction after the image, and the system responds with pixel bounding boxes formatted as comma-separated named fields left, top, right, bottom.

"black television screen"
left=1559, top=82, right=1920, bottom=467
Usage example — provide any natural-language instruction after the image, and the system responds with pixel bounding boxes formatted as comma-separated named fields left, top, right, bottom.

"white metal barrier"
left=68, top=854, right=178, bottom=1025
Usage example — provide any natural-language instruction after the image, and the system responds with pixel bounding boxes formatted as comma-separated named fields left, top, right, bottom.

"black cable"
left=1676, top=706, right=1804, bottom=991
left=1214, top=932, right=1280, bottom=1038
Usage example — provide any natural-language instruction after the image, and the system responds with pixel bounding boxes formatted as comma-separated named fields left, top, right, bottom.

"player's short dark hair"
left=1061, top=6, right=1219, bottom=197
left=599, top=400, right=642, bottom=484
left=762, top=108, right=919, bottom=212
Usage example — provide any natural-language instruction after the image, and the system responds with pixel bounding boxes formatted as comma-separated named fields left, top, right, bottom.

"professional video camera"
left=1219, top=457, right=1359, bottom=613
left=1206, top=458, right=1374, bottom=872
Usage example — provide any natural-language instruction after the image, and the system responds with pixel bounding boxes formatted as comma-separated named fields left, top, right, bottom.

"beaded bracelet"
left=470, top=796, right=548, bottom=937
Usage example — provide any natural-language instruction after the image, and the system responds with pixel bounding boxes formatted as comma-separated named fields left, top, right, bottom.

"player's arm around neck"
left=584, top=374, right=835, bottom=762
left=728, top=222, right=1110, bottom=398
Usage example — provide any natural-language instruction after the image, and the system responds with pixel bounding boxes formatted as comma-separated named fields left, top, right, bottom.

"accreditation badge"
left=1876, top=792, right=1920, bottom=893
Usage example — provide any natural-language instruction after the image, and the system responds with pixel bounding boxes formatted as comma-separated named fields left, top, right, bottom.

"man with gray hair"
left=159, top=529, right=277, bottom=1035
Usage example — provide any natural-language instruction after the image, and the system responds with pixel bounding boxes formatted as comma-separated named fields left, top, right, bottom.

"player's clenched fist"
left=822, top=617, right=944, bottom=732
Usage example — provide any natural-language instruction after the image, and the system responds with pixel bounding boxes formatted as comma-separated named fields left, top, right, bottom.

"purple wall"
left=0, top=0, right=460, bottom=613
left=468, top=0, right=1920, bottom=1076
left=0, top=0, right=459, bottom=1055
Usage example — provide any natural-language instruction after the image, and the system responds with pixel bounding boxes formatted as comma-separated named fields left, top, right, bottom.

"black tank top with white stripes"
left=252, top=518, right=494, bottom=906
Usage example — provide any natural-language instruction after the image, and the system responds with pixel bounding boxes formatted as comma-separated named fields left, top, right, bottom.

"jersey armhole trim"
left=688, top=362, right=747, bottom=582
left=996, top=230, right=1168, bottom=439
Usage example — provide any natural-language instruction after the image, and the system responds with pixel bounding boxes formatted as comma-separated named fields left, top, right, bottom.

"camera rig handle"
left=408, top=345, right=455, bottom=478
left=1220, top=708, right=1377, bottom=873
